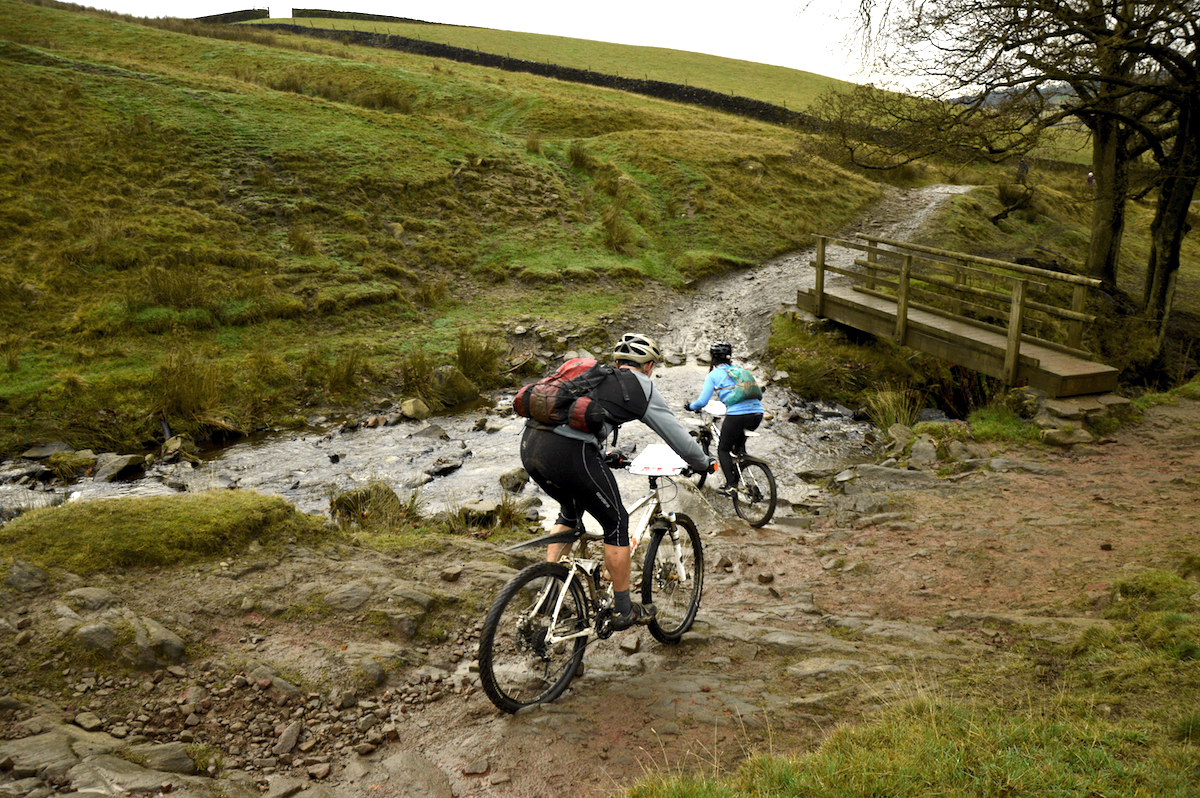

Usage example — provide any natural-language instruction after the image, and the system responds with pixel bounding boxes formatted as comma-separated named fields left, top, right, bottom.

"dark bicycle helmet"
left=613, top=333, right=663, bottom=365
left=709, top=340, right=733, bottom=364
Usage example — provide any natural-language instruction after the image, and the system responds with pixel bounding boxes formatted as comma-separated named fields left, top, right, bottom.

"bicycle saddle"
left=505, top=527, right=603, bottom=552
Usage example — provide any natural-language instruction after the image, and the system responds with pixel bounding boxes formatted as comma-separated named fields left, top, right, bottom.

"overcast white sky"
left=81, top=1, right=878, bottom=83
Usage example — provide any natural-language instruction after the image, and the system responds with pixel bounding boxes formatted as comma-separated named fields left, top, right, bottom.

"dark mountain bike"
left=689, top=402, right=777, bottom=528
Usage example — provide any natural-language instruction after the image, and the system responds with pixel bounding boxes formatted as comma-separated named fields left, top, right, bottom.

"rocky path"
left=7, top=393, right=1198, bottom=798
left=5, top=184, right=1196, bottom=798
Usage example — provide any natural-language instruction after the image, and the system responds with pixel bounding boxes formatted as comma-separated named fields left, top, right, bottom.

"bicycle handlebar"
left=604, top=449, right=715, bottom=477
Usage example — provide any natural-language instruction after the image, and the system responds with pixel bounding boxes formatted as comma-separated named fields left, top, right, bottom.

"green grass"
left=249, top=14, right=855, bottom=114
left=2, top=1, right=1195, bottom=463
left=624, top=567, right=1200, bottom=797
left=624, top=703, right=1200, bottom=797
left=0, top=0, right=882, bottom=458
left=0, top=491, right=333, bottom=572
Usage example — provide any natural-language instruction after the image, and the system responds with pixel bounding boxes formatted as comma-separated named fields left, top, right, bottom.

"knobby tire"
left=695, top=430, right=712, bottom=489
left=477, top=562, right=589, bottom=713
left=733, top=458, right=776, bottom=528
left=641, top=513, right=704, bottom=644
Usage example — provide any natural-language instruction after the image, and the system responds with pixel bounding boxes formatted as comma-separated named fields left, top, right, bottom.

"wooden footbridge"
left=796, top=235, right=1118, bottom=399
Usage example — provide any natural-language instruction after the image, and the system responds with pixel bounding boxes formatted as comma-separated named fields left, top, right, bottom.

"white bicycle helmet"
left=612, top=333, right=662, bottom=365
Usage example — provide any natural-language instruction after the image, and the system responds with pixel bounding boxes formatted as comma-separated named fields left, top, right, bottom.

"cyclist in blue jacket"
left=685, top=340, right=763, bottom=497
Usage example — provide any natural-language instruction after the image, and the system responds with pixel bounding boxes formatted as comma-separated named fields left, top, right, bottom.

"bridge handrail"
left=863, top=236, right=1102, bottom=288
left=849, top=257, right=1096, bottom=324
left=807, top=235, right=1100, bottom=386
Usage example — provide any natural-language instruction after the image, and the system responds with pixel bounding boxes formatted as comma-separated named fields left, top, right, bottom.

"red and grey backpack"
left=513, top=358, right=644, bottom=434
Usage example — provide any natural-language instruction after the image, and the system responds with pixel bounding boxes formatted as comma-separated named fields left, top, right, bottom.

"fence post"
left=953, top=260, right=967, bottom=316
left=813, top=236, right=826, bottom=317
left=1003, top=278, right=1028, bottom=385
left=865, top=240, right=877, bottom=290
left=1067, top=284, right=1086, bottom=349
left=894, top=254, right=912, bottom=345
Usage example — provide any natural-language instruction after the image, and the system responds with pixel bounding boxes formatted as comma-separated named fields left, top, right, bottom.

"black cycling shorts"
left=519, top=426, right=629, bottom=547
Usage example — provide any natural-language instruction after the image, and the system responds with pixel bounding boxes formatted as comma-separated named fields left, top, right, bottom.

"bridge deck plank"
left=798, top=283, right=1117, bottom=398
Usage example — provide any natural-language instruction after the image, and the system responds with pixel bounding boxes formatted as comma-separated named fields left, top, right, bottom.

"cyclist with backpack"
left=518, top=333, right=715, bottom=631
left=684, top=341, right=764, bottom=497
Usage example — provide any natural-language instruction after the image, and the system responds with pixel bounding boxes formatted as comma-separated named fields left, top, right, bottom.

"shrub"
left=2, top=336, right=21, bottom=372
left=455, top=331, right=505, bottom=389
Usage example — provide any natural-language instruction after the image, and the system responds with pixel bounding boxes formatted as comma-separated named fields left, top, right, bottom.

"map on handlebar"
left=628, top=444, right=689, bottom=476
left=702, top=400, right=728, bottom=417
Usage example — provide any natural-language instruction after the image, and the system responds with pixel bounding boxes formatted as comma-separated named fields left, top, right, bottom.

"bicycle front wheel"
left=695, top=430, right=713, bottom=488
left=733, top=458, right=777, bottom=528
left=477, top=562, right=589, bottom=713
left=641, top=513, right=704, bottom=644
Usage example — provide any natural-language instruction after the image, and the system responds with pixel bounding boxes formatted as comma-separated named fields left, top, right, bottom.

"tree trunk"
left=1142, top=101, right=1200, bottom=349
left=1085, top=116, right=1129, bottom=292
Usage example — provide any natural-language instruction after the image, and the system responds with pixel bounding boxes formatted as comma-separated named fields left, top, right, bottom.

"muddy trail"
left=9, top=184, right=1196, bottom=798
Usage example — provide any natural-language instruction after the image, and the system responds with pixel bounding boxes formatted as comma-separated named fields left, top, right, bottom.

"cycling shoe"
left=610, top=602, right=656, bottom=631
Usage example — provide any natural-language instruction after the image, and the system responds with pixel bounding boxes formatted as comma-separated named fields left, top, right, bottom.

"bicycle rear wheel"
left=477, top=562, right=589, bottom=713
left=733, top=458, right=776, bottom=528
left=641, top=513, right=704, bottom=644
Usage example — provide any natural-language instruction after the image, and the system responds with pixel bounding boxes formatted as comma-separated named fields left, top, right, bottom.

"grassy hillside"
left=249, top=13, right=855, bottom=114
left=0, top=0, right=883, bottom=457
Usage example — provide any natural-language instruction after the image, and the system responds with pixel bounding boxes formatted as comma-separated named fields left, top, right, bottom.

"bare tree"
left=821, top=0, right=1199, bottom=341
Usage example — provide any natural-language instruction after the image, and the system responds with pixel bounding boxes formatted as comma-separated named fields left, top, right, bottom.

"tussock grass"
left=454, top=331, right=505, bottom=389
left=2, top=336, right=21, bottom=372
left=0, top=490, right=332, bottom=572
left=862, top=388, right=922, bottom=429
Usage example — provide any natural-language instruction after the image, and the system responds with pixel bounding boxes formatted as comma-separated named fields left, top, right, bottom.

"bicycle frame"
left=536, top=471, right=688, bottom=646
left=695, top=405, right=760, bottom=458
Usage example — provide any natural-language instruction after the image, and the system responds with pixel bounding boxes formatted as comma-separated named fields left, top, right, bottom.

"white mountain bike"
left=476, top=444, right=705, bottom=713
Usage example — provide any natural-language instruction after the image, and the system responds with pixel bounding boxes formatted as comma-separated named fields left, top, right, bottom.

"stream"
left=1, top=185, right=971, bottom=528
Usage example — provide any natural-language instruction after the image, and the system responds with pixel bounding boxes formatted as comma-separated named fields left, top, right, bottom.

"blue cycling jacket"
left=687, top=365, right=764, bottom=415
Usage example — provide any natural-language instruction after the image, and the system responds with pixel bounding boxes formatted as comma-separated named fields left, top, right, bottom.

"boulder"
left=92, top=453, right=146, bottom=483
left=429, top=365, right=479, bottom=408
left=401, top=397, right=431, bottom=420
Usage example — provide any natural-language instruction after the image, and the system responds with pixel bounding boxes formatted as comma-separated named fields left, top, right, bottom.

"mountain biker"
left=519, top=333, right=715, bottom=631
left=684, top=340, right=764, bottom=497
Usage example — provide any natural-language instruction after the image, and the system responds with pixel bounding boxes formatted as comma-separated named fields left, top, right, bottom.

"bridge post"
left=1067, top=284, right=1086, bottom=349
left=894, top=254, right=912, bottom=345
left=1003, top=278, right=1028, bottom=385
left=813, top=236, right=826, bottom=316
